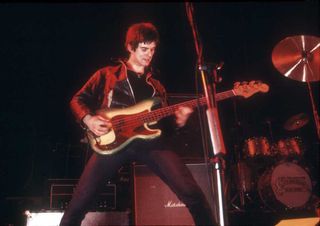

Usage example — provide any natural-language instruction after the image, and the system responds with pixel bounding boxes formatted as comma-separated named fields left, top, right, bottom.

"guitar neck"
left=143, top=89, right=236, bottom=123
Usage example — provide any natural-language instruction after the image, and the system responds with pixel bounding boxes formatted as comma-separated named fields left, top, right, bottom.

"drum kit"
left=231, top=35, right=320, bottom=212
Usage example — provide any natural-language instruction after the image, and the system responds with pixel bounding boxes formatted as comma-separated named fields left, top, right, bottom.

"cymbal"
left=272, top=35, right=320, bottom=82
left=284, top=113, right=309, bottom=131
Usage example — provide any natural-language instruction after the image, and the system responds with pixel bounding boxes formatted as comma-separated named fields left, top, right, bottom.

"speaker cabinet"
left=48, top=179, right=116, bottom=210
left=133, top=163, right=217, bottom=226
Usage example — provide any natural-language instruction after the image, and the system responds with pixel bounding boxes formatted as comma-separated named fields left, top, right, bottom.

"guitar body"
left=87, top=98, right=162, bottom=155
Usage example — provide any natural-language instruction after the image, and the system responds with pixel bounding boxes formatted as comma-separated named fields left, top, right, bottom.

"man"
left=60, top=22, right=216, bottom=226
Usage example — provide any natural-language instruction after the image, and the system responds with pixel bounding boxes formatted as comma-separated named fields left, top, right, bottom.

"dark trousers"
left=59, top=139, right=216, bottom=226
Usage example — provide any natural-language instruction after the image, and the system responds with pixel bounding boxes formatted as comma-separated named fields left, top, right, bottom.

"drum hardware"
left=230, top=192, right=253, bottom=212
left=230, top=161, right=255, bottom=211
left=283, top=113, right=309, bottom=131
left=272, top=35, right=320, bottom=140
left=229, top=101, right=258, bottom=211
left=263, top=117, right=276, bottom=144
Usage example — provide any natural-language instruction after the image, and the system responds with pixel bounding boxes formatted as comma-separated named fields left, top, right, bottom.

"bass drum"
left=258, top=161, right=312, bottom=210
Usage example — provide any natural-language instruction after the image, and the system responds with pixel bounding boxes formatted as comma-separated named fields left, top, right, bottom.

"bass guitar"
left=86, top=81, right=269, bottom=155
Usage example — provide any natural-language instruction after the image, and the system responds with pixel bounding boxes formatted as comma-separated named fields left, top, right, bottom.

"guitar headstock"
left=233, top=81, right=269, bottom=98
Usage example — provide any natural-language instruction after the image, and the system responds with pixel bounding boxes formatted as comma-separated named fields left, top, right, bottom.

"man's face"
left=128, top=42, right=156, bottom=67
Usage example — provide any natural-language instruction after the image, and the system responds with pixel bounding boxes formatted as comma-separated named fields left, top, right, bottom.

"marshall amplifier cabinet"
left=48, top=179, right=116, bottom=210
left=133, top=163, right=217, bottom=226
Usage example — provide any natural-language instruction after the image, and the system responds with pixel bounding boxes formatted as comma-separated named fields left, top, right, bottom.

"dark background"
left=0, top=2, right=319, bottom=224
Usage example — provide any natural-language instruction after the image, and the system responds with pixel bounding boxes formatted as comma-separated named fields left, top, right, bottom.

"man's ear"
left=127, top=44, right=134, bottom=53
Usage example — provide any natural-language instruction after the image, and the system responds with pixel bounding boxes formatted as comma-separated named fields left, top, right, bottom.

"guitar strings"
left=109, top=97, right=206, bottom=132
left=108, top=89, right=236, bottom=132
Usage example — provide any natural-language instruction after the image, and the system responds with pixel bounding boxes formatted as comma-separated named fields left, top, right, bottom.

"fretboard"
left=141, top=89, right=236, bottom=123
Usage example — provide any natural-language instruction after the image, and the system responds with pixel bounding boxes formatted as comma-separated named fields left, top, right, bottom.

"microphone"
left=198, top=61, right=224, bottom=71
left=198, top=61, right=224, bottom=83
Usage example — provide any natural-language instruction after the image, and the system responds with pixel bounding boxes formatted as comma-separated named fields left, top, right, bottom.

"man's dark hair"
left=125, top=22, right=159, bottom=51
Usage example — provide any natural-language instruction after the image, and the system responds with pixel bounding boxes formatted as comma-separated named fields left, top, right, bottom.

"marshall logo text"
left=164, top=200, right=186, bottom=208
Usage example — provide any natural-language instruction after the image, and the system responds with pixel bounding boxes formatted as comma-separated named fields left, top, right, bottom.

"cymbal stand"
left=230, top=159, right=254, bottom=211
left=306, top=81, right=320, bottom=140
left=265, top=120, right=275, bottom=144
left=229, top=100, right=248, bottom=210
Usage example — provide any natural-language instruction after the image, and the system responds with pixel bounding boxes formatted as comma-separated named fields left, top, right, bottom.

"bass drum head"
left=258, top=161, right=312, bottom=210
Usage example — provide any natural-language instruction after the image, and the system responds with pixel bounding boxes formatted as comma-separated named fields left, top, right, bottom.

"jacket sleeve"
left=70, top=70, right=105, bottom=123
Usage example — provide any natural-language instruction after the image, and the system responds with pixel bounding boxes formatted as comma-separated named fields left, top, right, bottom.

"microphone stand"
left=185, top=3, right=229, bottom=226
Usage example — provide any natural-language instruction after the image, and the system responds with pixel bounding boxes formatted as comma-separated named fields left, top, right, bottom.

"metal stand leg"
left=209, top=156, right=229, bottom=226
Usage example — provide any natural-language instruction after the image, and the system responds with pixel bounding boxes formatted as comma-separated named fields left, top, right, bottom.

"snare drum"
left=243, top=137, right=271, bottom=158
left=258, top=161, right=312, bottom=210
left=274, top=137, right=304, bottom=157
